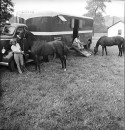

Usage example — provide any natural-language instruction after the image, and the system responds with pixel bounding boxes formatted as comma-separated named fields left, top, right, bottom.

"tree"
left=85, top=0, right=111, bottom=33
left=0, top=0, right=14, bottom=23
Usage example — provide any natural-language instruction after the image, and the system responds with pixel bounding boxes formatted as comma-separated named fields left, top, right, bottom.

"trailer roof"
left=16, top=11, right=93, bottom=20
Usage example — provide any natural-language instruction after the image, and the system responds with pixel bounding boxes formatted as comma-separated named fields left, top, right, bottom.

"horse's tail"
left=62, top=41, right=65, bottom=54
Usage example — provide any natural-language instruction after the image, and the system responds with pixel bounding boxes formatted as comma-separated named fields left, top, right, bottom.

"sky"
left=12, top=0, right=124, bottom=18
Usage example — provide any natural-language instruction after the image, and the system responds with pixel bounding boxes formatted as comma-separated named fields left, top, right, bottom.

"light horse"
left=19, top=30, right=67, bottom=72
left=94, top=36, right=124, bottom=56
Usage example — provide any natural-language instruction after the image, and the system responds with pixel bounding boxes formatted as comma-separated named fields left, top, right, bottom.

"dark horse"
left=94, top=36, right=124, bottom=56
left=19, top=30, right=66, bottom=72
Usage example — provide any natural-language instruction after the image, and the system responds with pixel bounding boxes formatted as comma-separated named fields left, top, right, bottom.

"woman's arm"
left=11, top=44, right=24, bottom=54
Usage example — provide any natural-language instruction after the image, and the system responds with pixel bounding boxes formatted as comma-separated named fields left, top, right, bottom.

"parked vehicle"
left=0, top=23, right=33, bottom=71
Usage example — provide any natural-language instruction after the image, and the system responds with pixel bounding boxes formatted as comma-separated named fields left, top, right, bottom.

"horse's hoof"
left=64, top=68, right=66, bottom=71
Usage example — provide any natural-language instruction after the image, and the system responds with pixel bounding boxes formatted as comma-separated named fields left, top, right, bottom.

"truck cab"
left=0, top=23, right=33, bottom=71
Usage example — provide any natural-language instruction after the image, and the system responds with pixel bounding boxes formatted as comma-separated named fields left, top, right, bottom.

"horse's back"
left=43, top=42, right=56, bottom=55
left=48, top=40, right=64, bottom=51
left=113, top=36, right=124, bottom=43
left=32, top=40, right=56, bottom=56
left=97, top=36, right=107, bottom=44
left=99, top=36, right=124, bottom=46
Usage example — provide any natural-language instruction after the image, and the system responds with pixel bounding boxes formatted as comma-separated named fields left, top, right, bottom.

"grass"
left=0, top=35, right=124, bottom=130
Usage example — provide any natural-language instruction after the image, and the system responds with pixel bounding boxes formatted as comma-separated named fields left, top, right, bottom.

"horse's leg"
left=34, top=55, right=38, bottom=71
left=38, top=61, right=41, bottom=73
left=122, top=43, right=124, bottom=54
left=43, top=56, right=49, bottom=62
left=35, top=63, right=37, bottom=71
left=52, top=53, right=56, bottom=61
left=102, top=46, right=104, bottom=56
left=118, top=46, right=120, bottom=56
left=37, top=56, right=41, bottom=73
left=120, top=43, right=123, bottom=56
left=60, top=57, right=64, bottom=69
left=63, top=56, right=66, bottom=71
left=34, top=55, right=41, bottom=72
left=61, top=56, right=66, bottom=71
left=58, top=55, right=66, bottom=71
left=118, top=45, right=122, bottom=56
left=120, top=47, right=122, bottom=56
left=105, top=46, right=107, bottom=55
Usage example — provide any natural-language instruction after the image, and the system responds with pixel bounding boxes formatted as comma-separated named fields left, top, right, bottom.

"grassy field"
left=0, top=34, right=124, bottom=130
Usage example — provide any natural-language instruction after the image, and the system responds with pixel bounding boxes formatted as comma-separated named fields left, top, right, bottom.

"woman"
left=10, top=38, right=24, bottom=74
left=72, top=35, right=84, bottom=50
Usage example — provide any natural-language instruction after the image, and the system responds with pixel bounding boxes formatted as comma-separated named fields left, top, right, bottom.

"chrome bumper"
left=0, top=62, right=9, bottom=66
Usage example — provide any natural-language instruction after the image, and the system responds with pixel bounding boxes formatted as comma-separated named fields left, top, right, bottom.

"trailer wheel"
left=9, top=59, right=16, bottom=71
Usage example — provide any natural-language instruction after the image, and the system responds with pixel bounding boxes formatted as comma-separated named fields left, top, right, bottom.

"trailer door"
left=73, top=19, right=79, bottom=41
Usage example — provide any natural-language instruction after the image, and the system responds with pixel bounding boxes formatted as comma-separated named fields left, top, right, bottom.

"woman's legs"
left=14, top=54, right=22, bottom=74
left=19, top=54, right=24, bottom=67
left=19, top=54, right=25, bottom=72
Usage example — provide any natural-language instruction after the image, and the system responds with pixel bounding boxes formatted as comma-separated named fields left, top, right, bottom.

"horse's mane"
left=25, top=31, right=37, bottom=41
left=96, top=36, right=107, bottom=47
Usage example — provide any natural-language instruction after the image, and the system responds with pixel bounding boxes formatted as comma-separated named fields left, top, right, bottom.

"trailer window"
left=58, top=15, right=67, bottom=22
left=118, top=30, right=122, bottom=35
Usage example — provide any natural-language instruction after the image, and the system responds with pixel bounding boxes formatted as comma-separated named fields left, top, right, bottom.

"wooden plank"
left=71, top=46, right=91, bottom=57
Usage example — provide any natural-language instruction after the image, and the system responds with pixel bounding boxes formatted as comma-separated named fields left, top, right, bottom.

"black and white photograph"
left=0, top=0, right=124, bottom=129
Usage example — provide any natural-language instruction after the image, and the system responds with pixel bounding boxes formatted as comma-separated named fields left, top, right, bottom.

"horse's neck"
left=28, top=32, right=36, bottom=41
left=95, top=41, right=100, bottom=49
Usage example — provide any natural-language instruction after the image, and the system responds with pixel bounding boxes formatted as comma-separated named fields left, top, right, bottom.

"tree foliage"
left=0, top=0, right=14, bottom=23
left=85, top=0, right=111, bottom=33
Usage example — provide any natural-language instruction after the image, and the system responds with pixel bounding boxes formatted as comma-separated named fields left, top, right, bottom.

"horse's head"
left=18, top=30, right=36, bottom=42
left=17, top=30, right=26, bottom=40
left=94, top=46, right=98, bottom=55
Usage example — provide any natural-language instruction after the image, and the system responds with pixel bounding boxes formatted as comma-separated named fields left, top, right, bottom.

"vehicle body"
left=0, top=23, right=33, bottom=70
